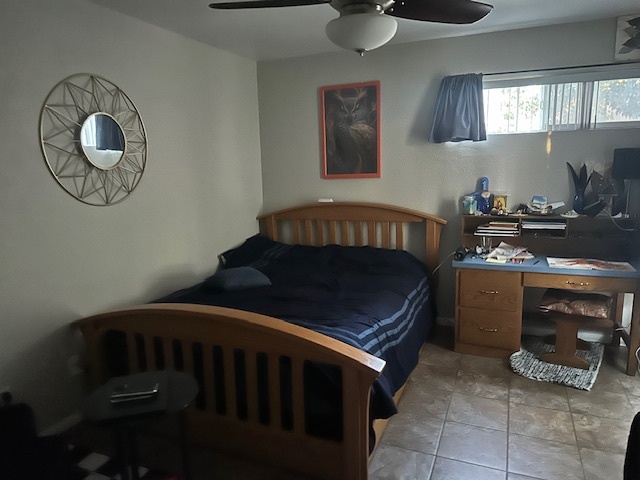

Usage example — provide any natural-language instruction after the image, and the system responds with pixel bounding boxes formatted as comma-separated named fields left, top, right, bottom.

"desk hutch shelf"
left=460, top=214, right=638, bottom=260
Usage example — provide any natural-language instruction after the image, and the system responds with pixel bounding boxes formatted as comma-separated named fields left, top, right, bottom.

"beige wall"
left=257, top=19, right=640, bottom=322
left=0, top=0, right=262, bottom=429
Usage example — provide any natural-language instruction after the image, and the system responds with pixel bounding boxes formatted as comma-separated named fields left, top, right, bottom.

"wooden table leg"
left=627, top=288, right=640, bottom=376
left=612, top=293, right=625, bottom=347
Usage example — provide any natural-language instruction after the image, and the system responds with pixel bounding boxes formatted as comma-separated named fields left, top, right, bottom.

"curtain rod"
left=483, top=60, right=640, bottom=77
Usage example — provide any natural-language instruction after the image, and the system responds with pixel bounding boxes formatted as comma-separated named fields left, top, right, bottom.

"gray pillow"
left=203, top=266, right=271, bottom=291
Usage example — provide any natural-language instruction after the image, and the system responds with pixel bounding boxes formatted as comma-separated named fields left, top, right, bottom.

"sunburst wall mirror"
left=39, top=74, right=147, bottom=206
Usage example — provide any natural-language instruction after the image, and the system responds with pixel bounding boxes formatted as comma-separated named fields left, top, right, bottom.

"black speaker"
left=612, top=148, right=640, bottom=180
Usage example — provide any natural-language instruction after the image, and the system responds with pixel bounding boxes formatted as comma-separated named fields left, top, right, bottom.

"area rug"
left=509, top=336, right=604, bottom=391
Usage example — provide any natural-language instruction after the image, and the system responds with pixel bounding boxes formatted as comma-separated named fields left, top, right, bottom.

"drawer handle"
left=565, top=280, right=589, bottom=286
left=479, top=326, right=499, bottom=332
left=479, top=290, right=499, bottom=295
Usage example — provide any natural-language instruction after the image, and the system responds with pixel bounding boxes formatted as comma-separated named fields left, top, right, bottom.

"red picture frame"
left=320, top=81, right=381, bottom=179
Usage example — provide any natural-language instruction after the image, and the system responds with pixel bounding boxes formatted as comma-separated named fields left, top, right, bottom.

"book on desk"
left=475, top=221, right=520, bottom=237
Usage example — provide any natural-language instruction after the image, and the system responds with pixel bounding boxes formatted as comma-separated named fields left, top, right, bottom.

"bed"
left=75, top=202, right=446, bottom=479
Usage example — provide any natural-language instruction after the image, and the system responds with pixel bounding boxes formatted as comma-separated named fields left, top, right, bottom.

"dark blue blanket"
left=157, top=235, right=436, bottom=420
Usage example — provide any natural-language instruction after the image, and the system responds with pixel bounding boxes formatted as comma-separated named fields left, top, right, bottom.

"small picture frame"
left=319, top=81, right=381, bottom=179
left=493, top=194, right=509, bottom=211
left=615, top=14, right=640, bottom=61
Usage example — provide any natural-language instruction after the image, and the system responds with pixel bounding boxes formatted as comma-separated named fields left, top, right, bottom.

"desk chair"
left=539, top=289, right=613, bottom=369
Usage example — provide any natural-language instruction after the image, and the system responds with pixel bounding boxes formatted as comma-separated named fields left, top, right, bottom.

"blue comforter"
left=157, top=235, right=436, bottom=421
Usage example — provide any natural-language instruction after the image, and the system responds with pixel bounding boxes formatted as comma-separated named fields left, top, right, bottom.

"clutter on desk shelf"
left=462, top=195, right=477, bottom=214
left=485, top=242, right=534, bottom=263
left=521, top=220, right=566, bottom=231
left=526, top=196, right=566, bottom=215
left=566, top=162, right=611, bottom=217
left=491, top=193, right=510, bottom=215
left=463, top=177, right=493, bottom=214
left=475, top=221, right=520, bottom=236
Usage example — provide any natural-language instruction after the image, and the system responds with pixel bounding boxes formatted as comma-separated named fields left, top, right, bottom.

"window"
left=483, top=67, right=640, bottom=134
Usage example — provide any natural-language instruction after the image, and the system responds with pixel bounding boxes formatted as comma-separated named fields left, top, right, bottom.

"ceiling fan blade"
left=209, top=0, right=329, bottom=9
left=387, top=0, right=493, bottom=24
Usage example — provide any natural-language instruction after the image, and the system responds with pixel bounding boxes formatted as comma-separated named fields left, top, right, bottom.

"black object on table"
left=82, top=370, right=198, bottom=480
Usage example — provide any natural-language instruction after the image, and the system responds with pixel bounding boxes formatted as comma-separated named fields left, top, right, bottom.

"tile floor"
left=369, top=331, right=638, bottom=480
left=66, top=328, right=640, bottom=480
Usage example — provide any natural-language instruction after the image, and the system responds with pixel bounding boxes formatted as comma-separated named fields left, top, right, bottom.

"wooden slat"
left=183, top=341, right=194, bottom=375
left=245, top=350, right=259, bottom=423
left=381, top=221, right=390, bottom=248
left=163, top=338, right=174, bottom=370
left=291, top=358, right=305, bottom=435
left=367, top=221, right=376, bottom=246
left=293, top=221, right=301, bottom=244
left=341, top=220, right=349, bottom=245
left=395, top=222, right=404, bottom=250
left=425, top=221, right=444, bottom=273
left=267, top=355, right=282, bottom=429
left=202, top=345, right=216, bottom=411
left=223, top=347, right=237, bottom=419
left=316, top=220, right=325, bottom=246
left=144, top=335, right=155, bottom=370
left=329, top=221, right=337, bottom=244
left=304, top=220, right=312, bottom=246
left=264, top=216, right=278, bottom=242
left=355, top=221, right=363, bottom=246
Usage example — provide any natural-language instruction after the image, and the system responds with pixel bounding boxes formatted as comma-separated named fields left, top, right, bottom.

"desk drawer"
left=523, top=272, right=637, bottom=292
left=457, top=307, right=521, bottom=350
left=458, top=270, right=522, bottom=312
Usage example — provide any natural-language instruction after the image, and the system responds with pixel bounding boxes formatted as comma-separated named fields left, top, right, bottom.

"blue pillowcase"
left=203, top=266, right=272, bottom=292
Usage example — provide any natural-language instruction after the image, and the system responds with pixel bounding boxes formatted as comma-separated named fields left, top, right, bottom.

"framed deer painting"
left=319, top=81, right=381, bottom=179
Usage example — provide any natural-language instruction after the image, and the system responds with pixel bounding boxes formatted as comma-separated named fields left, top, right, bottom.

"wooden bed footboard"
left=75, top=303, right=385, bottom=480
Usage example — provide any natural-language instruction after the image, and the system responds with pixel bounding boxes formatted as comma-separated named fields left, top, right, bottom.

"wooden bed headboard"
left=258, top=202, right=447, bottom=273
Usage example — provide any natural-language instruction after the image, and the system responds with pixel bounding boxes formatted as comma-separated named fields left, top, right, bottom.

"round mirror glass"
left=80, top=113, right=125, bottom=170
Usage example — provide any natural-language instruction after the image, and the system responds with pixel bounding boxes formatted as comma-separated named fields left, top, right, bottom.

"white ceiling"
left=89, top=0, right=640, bottom=61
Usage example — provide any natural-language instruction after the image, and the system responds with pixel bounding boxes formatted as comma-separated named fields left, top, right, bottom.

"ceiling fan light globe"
left=326, top=13, right=397, bottom=53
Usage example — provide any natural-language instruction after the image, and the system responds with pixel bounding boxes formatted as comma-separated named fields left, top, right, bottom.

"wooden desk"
left=452, top=255, right=640, bottom=375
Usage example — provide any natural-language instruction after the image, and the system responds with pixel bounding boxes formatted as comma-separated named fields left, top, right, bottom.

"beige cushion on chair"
left=538, top=288, right=613, bottom=319
left=538, top=289, right=614, bottom=369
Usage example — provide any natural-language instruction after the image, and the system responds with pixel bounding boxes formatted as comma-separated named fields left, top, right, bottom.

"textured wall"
left=0, top=0, right=262, bottom=429
left=257, top=19, right=640, bottom=322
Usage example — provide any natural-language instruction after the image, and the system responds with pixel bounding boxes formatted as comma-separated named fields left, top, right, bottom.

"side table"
left=82, top=370, right=198, bottom=480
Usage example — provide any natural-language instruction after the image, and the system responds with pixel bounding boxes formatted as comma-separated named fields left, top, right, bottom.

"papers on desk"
left=547, top=257, right=636, bottom=272
left=485, top=242, right=535, bottom=263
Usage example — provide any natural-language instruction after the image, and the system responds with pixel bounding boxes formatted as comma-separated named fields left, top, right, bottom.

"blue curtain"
left=429, top=73, right=486, bottom=143
left=95, top=115, right=125, bottom=151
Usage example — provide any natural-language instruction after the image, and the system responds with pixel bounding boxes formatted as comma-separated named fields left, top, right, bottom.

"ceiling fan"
left=208, top=0, right=494, bottom=55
